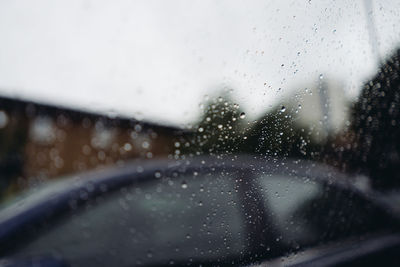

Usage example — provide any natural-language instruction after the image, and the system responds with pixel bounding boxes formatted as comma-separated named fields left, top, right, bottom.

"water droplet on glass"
left=181, top=181, right=188, bottom=189
left=142, top=141, right=150, bottom=149
left=280, top=106, right=286, bottom=113
left=123, top=143, right=132, bottom=151
left=319, top=74, right=324, bottom=80
left=239, top=112, right=246, bottom=119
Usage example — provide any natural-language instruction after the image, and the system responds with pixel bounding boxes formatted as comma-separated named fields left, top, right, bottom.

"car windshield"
left=1, top=1, right=400, bottom=266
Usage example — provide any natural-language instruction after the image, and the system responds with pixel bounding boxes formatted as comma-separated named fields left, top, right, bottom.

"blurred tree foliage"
left=330, top=48, right=400, bottom=189
left=181, top=93, right=246, bottom=156
left=185, top=47, right=400, bottom=192
left=182, top=91, right=322, bottom=160
left=243, top=107, right=322, bottom=159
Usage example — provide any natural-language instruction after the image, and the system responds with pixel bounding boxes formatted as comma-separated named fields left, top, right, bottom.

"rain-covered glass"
left=1, top=1, right=400, bottom=266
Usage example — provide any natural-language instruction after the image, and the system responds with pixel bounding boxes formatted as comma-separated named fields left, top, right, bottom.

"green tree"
left=243, top=106, right=321, bottom=159
left=183, top=92, right=246, bottom=156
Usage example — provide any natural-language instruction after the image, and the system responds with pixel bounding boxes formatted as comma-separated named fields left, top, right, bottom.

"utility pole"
left=363, top=0, right=381, bottom=66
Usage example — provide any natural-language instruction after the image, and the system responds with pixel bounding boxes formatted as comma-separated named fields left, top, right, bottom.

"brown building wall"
left=0, top=97, right=183, bottom=196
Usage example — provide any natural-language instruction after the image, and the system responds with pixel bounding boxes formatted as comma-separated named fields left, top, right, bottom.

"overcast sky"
left=1, top=0, right=399, bottom=127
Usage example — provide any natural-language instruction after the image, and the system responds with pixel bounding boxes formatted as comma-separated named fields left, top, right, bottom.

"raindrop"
left=198, top=127, right=204, bottom=133
left=134, top=124, right=142, bottom=132
left=280, top=106, right=286, bottom=113
left=142, top=141, right=150, bottom=149
left=319, top=74, right=324, bottom=80
left=239, top=112, right=246, bottom=119
left=123, top=143, right=132, bottom=151
left=82, top=145, right=91, bottom=155
left=181, top=181, right=188, bottom=189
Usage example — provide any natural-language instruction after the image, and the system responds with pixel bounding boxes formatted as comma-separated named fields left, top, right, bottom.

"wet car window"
left=7, top=172, right=246, bottom=266
left=1, top=1, right=400, bottom=266
left=2, top=162, right=396, bottom=266
left=257, top=174, right=392, bottom=249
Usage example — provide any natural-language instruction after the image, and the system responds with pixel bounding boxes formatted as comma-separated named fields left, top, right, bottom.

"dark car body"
left=0, top=155, right=399, bottom=266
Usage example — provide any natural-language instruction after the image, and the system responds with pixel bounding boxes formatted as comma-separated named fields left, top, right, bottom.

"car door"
left=2, top=167, right=261, bottom=266
left=254, top=170, right=400, bottom=261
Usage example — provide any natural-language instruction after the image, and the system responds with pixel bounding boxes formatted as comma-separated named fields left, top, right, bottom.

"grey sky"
left=0, top=0, right=399, bottom=127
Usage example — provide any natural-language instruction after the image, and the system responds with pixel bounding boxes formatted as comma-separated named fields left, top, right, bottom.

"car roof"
left=0, top=154, right=363, bottom=243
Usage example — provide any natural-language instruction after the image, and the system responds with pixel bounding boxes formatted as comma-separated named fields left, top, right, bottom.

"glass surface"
left=9, top=172, right=246, bottom=266
left=258, top=174, right=393, bottom=249
left=1, top=1, right=400, bottom=266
